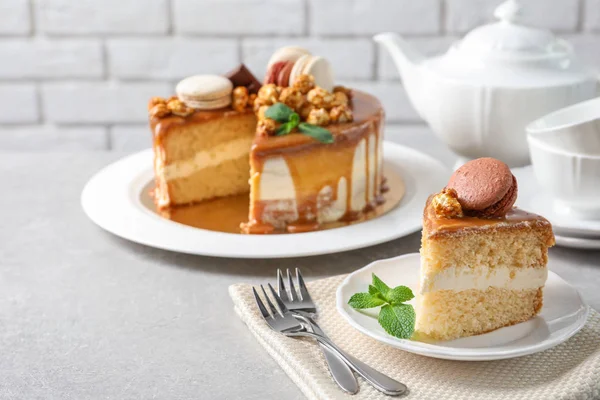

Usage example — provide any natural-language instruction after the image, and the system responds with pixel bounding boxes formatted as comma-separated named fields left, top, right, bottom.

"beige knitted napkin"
left=230, top=274, right=600, bottom=400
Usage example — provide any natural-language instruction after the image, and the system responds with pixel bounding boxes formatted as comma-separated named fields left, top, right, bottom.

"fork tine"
left=277, top=269, right=290, bottom=302
left=296, top=268, right=313, bottom=302
left=261, top=285, right=280, bottom=317
left=268, top=283, right=289, bottom=314
left=252, top=287, right=271, bottom=319
left=287, top=269, right=297, bottom=301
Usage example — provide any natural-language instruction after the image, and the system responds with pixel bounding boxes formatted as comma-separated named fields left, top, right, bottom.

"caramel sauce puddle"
left=157, top=168, right=405, bottom=234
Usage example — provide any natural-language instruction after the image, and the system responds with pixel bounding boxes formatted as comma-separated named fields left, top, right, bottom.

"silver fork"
left=253, top=284, right=408, bottom=397
left=277, top=269, right=359, bottom=394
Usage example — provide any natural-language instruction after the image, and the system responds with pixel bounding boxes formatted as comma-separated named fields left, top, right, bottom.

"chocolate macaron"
left=446, top=157, right=518, bottom=218
left=263, top=61, right=288, bottom=85
left=277, top=61, right=295, bottom=87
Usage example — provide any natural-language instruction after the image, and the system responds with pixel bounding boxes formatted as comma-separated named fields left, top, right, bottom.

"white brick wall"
left=41, top=82, right=171, bottom=123
left=36, top=0, right=169, bottom=34
left=0, top=39, right=103, bottom=79
left=107, top=38, right=239, bottom=79
left=0, top=85, right=39, bottom=123
left=0, top=0, right=30, bottom=35
left=0, top=0, right=597, bottom=152
left=173, top=0, right=304, bottom=35
left=309, top=0, right=441, bottom=35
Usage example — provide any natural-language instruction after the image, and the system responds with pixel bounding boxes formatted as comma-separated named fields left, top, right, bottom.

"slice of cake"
left=416, top=158, right=555, bottom=341
left=149, top=73, right=258, bottom=209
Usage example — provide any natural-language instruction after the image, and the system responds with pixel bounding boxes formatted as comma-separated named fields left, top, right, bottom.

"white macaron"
left=289, top=55, right=335, bottom=92
left=176, top=75, right=233, bottom=110
left=267, top=46, right=311, bottom=69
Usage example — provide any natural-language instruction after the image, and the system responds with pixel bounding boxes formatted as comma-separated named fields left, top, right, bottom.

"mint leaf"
left=348, top=293, right=386, bottom=309
left=265, top=103, right=294, bottom=123
left=276, top=121, right=296, bottom=136
left=368, top=284, right=380, bottom=296
left=387, top=286, right=414, bottom=304
left=378, top=304, right=416, bottom=339
left=372, top=273, right=390, bottom=299
left=347, top=275, right=417, bottom=341
left=298, top=123, right=334, bottom=144
left=289, top=112, right=300, bottom=126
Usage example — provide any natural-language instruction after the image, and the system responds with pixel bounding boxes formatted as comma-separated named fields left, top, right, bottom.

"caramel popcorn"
left=256, top=105, right=270, bottom=120
left=232, top=86, right=249, bottom=112
left=431, top=188, right=464, bottom=218
left=253, top=97, right=270, bottom=113
left=298, top=103, right=315, bottom=120
left=307, top=87, right=335, bottom=109
left=248, top=93, right=257, bottom=108
left=331, top=91, right=349, bottom=107
left=148, top=96, right=166, bottom=111
left=333, top=85, right=353, bottom=99
left=256, top=118, right=278, bottom=137
left=167, top=98, right=193, bottom=117
left=306, top=108, right=330, bottom=126
left=329, top=105, right=353, bottom=123
left=278, top=87, right=305, bottom=111
left=292, top=74, right=315, bottom=94
left=149, top=103, right=170, bottom=119
left=257, top=83, right=280, bottom=105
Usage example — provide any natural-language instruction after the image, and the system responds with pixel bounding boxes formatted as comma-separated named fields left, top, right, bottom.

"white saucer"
left=81, top=143, right=449, bottom=259
left=554, top=234, right=600, bottom=250
left=512, top=166, right=600, bottom=237
left=336, top=253, right=589, bottom=361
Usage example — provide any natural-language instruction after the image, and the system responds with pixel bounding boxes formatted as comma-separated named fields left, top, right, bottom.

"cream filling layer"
left=257, top=135, right=378, bottom=223
left=163, top=137, right=253, bottom=180
left=420, top=265, right=548, bottom=294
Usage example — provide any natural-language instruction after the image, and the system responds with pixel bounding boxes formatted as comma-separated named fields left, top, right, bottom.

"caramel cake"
left=416, top=158, right=555, bottom=341
left=148, top=46, right=396, bottom=234
left=244, top=90, right=384, bottom=234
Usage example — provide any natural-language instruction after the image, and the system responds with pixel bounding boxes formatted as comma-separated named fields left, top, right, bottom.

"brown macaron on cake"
left=415, top=157, right=555, bottom=341
left=446, top=157, right=518, bottom=218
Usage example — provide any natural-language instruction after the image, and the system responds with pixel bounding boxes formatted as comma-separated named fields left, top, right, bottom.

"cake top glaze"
left=423, top=157, right=552, bottom=240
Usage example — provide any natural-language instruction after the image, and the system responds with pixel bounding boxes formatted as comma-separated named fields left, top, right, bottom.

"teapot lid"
left=454, top=0, right=571, bottom=62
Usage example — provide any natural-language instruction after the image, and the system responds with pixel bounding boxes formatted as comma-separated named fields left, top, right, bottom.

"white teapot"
left=375, top=0, right=599, bottom=167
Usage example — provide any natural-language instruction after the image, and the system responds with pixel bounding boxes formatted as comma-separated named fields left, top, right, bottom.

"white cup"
left=526, top=97, right=600, bottom=220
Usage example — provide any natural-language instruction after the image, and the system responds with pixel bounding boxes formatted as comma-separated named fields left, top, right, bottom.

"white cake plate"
left=554, top=234, right=600, bottom=250
left=337, top=253, right=589, bottom=361
left=81, top=142, right=449, bottom=258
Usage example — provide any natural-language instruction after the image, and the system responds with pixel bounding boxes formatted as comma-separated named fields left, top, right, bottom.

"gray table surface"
left=2, top=132, right=599, bottom=400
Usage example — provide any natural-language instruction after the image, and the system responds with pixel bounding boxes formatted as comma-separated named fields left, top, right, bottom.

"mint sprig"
left=298, top=123, right=334, bottom=144
left=348, top=273, right=416, bottom=340
left=265, top=103, right=295, bottom=122
left=276, top=121, right=296, bottom=136
left=264, top=103, right=334, bottom=144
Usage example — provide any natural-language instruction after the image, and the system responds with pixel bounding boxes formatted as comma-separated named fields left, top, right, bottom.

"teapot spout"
left=373, top=32, right=424, bottom=80
left=374, top=32, right=427, bottom=120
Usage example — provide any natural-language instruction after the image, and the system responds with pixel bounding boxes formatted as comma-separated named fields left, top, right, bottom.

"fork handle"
left=293, top=331, right=407, bottom=396
left=304, top=317, right=359, bottom=394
